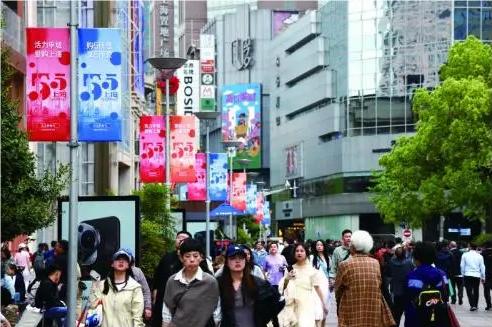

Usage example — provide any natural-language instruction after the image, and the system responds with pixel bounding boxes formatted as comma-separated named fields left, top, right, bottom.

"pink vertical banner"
left=255, top=191, right=265, bottom=223
left=26, top=28, right=71, bottom=141
left=139, top=116, right=165, bottom=183
left=170, top=116, right=197, bottom=183
left=187, top=153, right=206, bottom=201
left=231, top=172, right=246, bottom=211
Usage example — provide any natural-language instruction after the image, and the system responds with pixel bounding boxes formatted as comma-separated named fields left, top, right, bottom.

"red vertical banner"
left=231, top=172, right=247, bottom=211
left=139, top=116, right=165, bottom=183
left=255, top=191, right=265, bottom=223
left=187, top=153, right=206, bottom=201
left=26, top=28, right=71, bottom=141
left=170, top=116, right=197, bottom=183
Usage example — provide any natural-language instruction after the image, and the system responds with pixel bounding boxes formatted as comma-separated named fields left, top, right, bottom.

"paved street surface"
left=324, top=291, right=491, bottom=326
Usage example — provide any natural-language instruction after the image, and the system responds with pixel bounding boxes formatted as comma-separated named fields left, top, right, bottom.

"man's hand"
left=144, top=308, right=152, bottom=320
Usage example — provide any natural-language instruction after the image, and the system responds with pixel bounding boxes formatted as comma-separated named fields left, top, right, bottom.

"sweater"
left=460, top=250, right=485, bottom=279
left=164, top=268, right=220, bottom=327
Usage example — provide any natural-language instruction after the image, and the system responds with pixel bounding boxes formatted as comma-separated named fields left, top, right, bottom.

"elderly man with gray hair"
left=335, top=230, right=395, bottom=327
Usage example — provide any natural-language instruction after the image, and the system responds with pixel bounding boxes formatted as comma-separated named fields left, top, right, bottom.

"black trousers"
left=451, top=276, right=464, bottom=303
left=464, top=276, right=480, bottom=308
left=484, top=283, right=491, bottom=308
left=390, top=295, right=406, bottom=327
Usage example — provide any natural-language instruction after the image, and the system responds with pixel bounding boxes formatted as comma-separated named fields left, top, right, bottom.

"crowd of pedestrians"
left=2, top=232, right=492, bottom=326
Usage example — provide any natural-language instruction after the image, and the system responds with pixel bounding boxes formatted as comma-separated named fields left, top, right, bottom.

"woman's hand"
left=285, top=269, right=296, bottom=280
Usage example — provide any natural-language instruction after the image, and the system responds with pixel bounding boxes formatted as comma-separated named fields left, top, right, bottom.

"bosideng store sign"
left=176, top=60, right=200, bottom=115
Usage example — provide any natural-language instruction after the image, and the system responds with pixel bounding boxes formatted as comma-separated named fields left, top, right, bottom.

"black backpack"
left=414, top=283, right=450, bottom=327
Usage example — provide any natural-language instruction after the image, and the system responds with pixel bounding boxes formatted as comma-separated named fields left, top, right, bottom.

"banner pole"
left=165, top=78, right=171, bottom=213
left=67, top=0, right=80, bottom=325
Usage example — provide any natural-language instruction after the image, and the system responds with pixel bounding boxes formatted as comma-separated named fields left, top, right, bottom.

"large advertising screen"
left=58, top=196, right=139, bottom=280
left=221, top=83, right=261, bottom=169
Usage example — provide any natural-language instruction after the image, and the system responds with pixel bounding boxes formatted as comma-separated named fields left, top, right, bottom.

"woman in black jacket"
left=217, top=244, right=283, bottom=327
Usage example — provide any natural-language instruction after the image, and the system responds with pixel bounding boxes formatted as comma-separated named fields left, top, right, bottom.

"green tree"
left=1, top=49, right=69, bottom=240
left=133, top=183, right=177, bottom=277
left=371, top=36, right=492, bottom=229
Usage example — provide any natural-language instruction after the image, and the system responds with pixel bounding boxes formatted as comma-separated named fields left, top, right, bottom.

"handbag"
left=447, top=305, right=460, bottom=327
left=85, top=300, right=103, bottom=327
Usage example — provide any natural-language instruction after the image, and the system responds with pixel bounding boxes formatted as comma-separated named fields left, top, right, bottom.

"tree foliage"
left=133, top=183, right=177, bottom=277
left=371, top=36, right=492, bottom=228
left=1, top=49, right=69, bottom=240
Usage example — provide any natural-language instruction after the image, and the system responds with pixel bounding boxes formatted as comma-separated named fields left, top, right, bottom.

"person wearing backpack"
left=404, top=242, right=451, bottom=327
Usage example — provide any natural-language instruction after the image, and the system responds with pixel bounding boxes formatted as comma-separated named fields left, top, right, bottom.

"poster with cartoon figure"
left=221, top=83, right=261, bottom=169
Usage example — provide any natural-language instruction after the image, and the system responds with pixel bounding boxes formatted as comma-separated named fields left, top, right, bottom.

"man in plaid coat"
left=335, top=230, right=396, bottom=327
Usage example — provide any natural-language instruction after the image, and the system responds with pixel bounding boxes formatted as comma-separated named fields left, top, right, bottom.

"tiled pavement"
left=324, top=291, right=492, bottom=326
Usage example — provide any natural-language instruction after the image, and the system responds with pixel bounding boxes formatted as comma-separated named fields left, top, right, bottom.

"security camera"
left=78, top=223, right=101, bottom=266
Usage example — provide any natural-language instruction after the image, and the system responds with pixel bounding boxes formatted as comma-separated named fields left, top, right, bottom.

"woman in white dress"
left=283, top=243, right=327, bottom=327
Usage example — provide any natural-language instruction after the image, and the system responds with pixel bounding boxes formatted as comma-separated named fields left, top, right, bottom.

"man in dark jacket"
left=35, top=264, right=64, bottom=327
left=386, top=245, right=414, bottom=326
left=435, top=241, right=453, bottom=278
left=151, top=231, right=191, bottom=327
left=482, top=241, right=492, bottom=310
left=449, top=241, right=464, bottom=304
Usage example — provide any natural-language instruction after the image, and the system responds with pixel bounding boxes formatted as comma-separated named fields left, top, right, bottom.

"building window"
left=276, top=96, right=280, bottom=108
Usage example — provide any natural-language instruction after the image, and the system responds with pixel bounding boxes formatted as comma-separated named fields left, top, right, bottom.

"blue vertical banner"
left=246, top=184, right=257, bottom=215
left=262, top=201, right=271, bottom=225
left=78, top=28, right=122, bottom=141
left=209, top=153, right=228, bottom=201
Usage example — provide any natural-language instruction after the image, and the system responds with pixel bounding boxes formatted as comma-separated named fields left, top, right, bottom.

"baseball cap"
left=226, top=245, right=246, bottom=258
left=112, top=249, right=131, bottom=262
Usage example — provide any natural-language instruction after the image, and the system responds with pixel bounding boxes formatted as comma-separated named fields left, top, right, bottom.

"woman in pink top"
left=14, top=243, right=32, bottom=289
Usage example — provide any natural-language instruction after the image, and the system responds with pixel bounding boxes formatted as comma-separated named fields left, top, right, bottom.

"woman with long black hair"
left=218, top=245, right=282, bottom=327
left=90, top=249, right=144, bottom=327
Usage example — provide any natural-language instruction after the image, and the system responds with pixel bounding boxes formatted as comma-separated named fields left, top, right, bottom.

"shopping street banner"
left=231, top=172, right=246, bottom=211
left=170, top=115, right=197, bottom=183
left=78, top=28, right=122, bottom=141
left=26, top=28, right=71, bottom=141
left=209, top=153, right=228, bottom=201
left=255, top=191, right=265, bottom=223
left=139, top=116, right=165, bottom=183
left=221, top=83, right=261, bottom=169
left=188, top=152, right=206, bottom=201
left=246, top=184, right=257, bottom=215
left=262, top=201, right=271, bottom=225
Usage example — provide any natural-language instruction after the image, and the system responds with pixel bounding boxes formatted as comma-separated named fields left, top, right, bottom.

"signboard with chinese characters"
left=221, top=83, right=262, bottom=169
left=176, top=60, right=199, bottom=115
left=200, top=34, right=216, bottom=112
left=139, top=116, right=165, bottom=183
left=170, top=116, right=197, bottom=183
left=132, top=0, right=144, bottom=98
left=26, top=28, right=71, bottom=141
left=285, top=143, right=303, bottom=178
left=78, top=28, right=122, bottom=141
left=159, top=0, right=171, bottom=57
left=231, top=172, right=246, bottom=211
left=187, top=153, right=206, bottom=201
left=209, top=153, right=228, bottom=201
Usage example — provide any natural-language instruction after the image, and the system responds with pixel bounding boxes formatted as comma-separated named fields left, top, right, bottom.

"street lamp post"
left=194, top=111, right=220, bottom=259
left=222, top=140, right=242, bottom=239
left=146, top=57, right=186, bottom=214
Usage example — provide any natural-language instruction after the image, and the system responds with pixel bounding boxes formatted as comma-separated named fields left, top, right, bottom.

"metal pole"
left=205, top=122, right=211, bottom=258
left=165, top=78, right=171, bottom=213
left=229, top=152, right=233, bottom=239
left=67, top=1, right=79, bottom=325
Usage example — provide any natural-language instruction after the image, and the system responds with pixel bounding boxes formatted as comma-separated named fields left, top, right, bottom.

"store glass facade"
left=320, top=0, right=453, bottom=137
left=454, top=0, right=492, bottom=42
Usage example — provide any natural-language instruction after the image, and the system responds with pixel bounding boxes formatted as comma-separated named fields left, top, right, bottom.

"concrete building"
left=269, top=0, right=491, bottom=242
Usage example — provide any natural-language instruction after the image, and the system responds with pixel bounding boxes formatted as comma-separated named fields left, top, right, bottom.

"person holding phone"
left=284, top=243, right=327, bottom=327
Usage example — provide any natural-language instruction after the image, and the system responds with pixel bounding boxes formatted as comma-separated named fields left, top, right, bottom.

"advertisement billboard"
left=187, top=152, right=206, bottom=201
left=170, top=115, right=197, bottom=183
left=246, top=184, right=257, bottom=215
left=221, top=83, right=262, bottom=169
left=231, top=172, right=246, bottom=211
left=272, top=11, right=300, bottom=37
left=285, top=143, right=303, bottom=179
left=58, top=196, right=139, bottom=280
left=209, top=153, right=228, bottom=201
left=26, top=28, right=71, bottom=141
left=139, top=116, right=165, bottom=183
left=78, top=28, right=122, bottom=141
left=200, top=34, right=216, bottom=112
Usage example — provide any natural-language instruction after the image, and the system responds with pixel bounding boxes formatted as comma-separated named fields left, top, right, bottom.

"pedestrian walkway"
left=323, top=291, right=491, bottom=326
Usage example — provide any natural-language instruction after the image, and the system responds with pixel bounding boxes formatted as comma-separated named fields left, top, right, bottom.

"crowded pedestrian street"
left=2, top=0, right=492, bottom=326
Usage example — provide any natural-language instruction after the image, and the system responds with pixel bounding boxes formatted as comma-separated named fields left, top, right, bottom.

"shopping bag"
left=85, top=301, right=103, bottom=327
left=448, top=279, right=455, bottom=298
left=16, top=305, right=43, bottom=327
